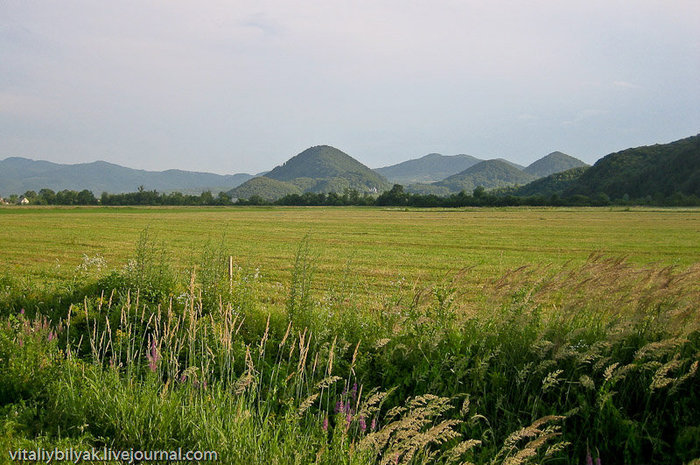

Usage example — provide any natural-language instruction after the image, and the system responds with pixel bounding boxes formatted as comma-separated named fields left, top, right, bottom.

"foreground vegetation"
left=1, top=225, right=698, bottom=464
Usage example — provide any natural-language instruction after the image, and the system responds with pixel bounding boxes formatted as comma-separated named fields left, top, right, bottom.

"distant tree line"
left=9, top=187, right=231, bottom=206
left=5, top=184, right=700, bottom=207
left=239, top=185, right=700, bottom=207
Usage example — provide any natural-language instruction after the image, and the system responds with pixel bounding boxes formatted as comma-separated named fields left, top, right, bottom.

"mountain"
left=563, top=135, right=700, bottom=199
left=0, top=157, right=253, bottom=195
left=524, top=152, right=589, bottom=178
left=266, top=145, right=389, bottom=187
left=510, top=167, right=589, bottom=197
left=230, top=145, right=390, bottom=200
left=374, top=153, right=482, bottom=184
left=429, top=159, right=536, bottom=194
left=495, top=158, right=525, bottom=170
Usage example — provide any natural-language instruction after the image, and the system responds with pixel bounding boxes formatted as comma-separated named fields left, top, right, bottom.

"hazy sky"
left=1, top=1, right=699, bottom=174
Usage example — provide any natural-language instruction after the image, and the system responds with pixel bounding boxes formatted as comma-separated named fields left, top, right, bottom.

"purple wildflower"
left=48, top=331, right=56, bottom=342
left=18, top=338, right=23, bottom=347
left=595, top=458, right=601, bottom=465
left=20, top=309, right=25, bottom=315
left=359, top=416, right=366, bottom=433
left=586, top=449, right=593, bottom=465
left=352, top=382, right=358, bottom=401
left=371, top=418, right=377, bottom=431
left=180, top=373, right=187, bottom=383
left=345, top=413, right=352, bottom=427
left=335, top=400, right=344, bottom=413
left=322, top=416, right=329, bottom=432
left=147, top=337, right=160, bottom=372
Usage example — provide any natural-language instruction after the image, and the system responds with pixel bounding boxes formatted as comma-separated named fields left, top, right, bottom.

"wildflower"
left=322, top=416, right=329, bottom=432
left=595, top=457, right=601, bottom=465
left=180, top=373, right=187, bottom=383
left=20, top=308, right=25, bottom=316
left=370, top=418, right=377, bottom=431
left=358, top=416, right=366, bottom=433
left=48, top=331, right=56, bottom=342
left=586, top=449, right=593, bottom=465
left=147, top=337, right=160, bottom=372
left=345, top=413, right=352, bottom=428
left=335, top=400, right=344, bottom=414
left=352, top=382, right=358, bottom=401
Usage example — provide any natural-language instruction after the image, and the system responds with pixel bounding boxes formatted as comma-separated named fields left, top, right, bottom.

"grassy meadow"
left=2, top=206, right=698, bottom=288
left=1, top=206, right=699, bottom=464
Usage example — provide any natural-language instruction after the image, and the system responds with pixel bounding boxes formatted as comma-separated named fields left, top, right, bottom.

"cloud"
left=561, top=109, right=608, bottom=127
left=0, top=92, right=59, bottom=119
left=613, top=81, right=643, bottom=90
left=239, top=12, right=284, bottom=37
left=517, top=114, right=539, bottom=122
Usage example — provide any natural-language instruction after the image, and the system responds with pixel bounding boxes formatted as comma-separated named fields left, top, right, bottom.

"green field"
left=2, top=206, right=698, bottom=291
left=1, top=206, right=699, bottom=464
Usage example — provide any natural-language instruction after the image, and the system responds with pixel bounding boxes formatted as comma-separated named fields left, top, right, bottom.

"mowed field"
left=1, top=206, right=698, bottom=292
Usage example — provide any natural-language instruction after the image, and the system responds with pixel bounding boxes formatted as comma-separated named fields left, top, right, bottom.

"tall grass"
left=0, top=235, right=698, bottom=464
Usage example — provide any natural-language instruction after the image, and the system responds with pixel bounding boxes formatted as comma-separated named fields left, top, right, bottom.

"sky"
left=1, top=1, right=699, bottom=174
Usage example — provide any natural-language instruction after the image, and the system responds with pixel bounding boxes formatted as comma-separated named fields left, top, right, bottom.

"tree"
left=39, top=189, right=56, bottom=205
left=200, top=191, right=214, bottom=205
left=216, top=192, right=231, bottom=205
left=56, top=190, right=77, bottom=205
left=77, top=189, right=97, bottom=205
left=376, top=184, right=408, bottom=206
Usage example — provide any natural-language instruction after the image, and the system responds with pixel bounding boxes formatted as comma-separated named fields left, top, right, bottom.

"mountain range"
left=394, top=152, right=586, bottom=196
left=374, top=153, right=482, bottom=185
left=0, top=157, right=253, bottom=196
left=432, top=159, right=538, bottom=193
left=2, top=134, right=697, bottom=202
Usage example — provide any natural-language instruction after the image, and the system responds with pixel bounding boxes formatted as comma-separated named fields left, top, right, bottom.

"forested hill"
left=510, top=167, right=589, bottom=197
left=564, top=134, right=700, bottom=199
left=524, top=152, right=589, bottom=178
left=230, top=145, right=390, bottom=200
left=432, top=159, right=536, bottom=193
left=265, top=145, right=387, bottom=186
